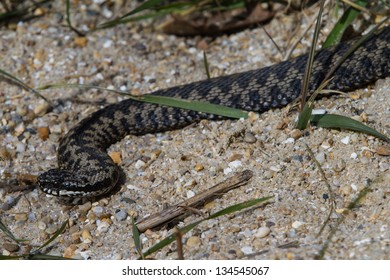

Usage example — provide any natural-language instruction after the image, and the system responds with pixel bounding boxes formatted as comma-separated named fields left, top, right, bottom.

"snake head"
left=38, top=167, right=119, bottom=198
left=38, top=169, right=86, bottom=197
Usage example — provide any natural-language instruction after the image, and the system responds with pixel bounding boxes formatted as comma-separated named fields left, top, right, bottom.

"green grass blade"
left=140, top=196, right=273, bottom=258
left=310, top=114, right=390, bottom=142
left=0, top=68, right=50, bottom=103
left=31, top=220, right=68, bottom=254
left=132, top=217, right=144, bottom=259
left=323, top=0, right=368, bottom=48
left=299, top=0, right=325, bottom=111
left=65, top=0, right=84, bottom=36
left=38, top=83, right=248, bottom=119
left=139, top=94, right=248, bottom=119
left=0, top=219, right=29, bottom=243
left=97, top=0, right=167, bottom=29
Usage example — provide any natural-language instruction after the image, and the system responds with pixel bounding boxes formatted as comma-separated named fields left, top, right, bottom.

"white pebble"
left=223, top=167, right=233, bottom=174
left=341, top=136, right=350, bottom=144
left=134, top=160, right=146, bottom=169
left=240, top=246, right=253, bottom=255
left=350, top=152, right=358, bottom=159
left=283, top=137, right=295, bottom=144
left=292, top=221, right=305, bottom=229
left=103, top=40, right=113, bottom=48
left=186, top=190, right=195, bottom=198
left=228, top=160, right=242, bottom=169
left=315, top=152, right=326, bottom=164
left=97, top=220, right=110, bottom=233
left=255, top=227, right=271, bottom=238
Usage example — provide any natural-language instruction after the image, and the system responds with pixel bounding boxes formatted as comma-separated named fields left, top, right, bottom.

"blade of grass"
left=38, top=83, right=249, bottom=119
left=203, top=51, right=211, bottom=79
left=30, top=220, right=68, bottom=254
left=140, top=196, right=273, bottom=258
left=65, top=0, right=85, bottom=36
left=132, top=217, right=144, bottom=259
left=299, top=0, right=326, bottom=112
left=322, top=0, right=368, bottom=48
left=0, top=68, right=50, bottom=104
left=310, top=114, right=390, bottom=142
left=0, top=219, right=29, bottom=243
left=97, top=0, right=168, bottom=29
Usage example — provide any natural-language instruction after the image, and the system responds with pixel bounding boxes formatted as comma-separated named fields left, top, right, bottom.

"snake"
left=38, top=26, right=390, bottom=198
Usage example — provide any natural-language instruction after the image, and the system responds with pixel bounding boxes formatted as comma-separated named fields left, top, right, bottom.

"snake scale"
left=38, top=26, right=390, bottom=198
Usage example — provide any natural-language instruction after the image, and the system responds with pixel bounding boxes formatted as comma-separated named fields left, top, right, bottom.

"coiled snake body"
left=38, top=27, right=390, bottom=197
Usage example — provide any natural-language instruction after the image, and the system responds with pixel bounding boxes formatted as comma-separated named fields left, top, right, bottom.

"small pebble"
left=186, top=236, right=201, bottom=247
left=81, top=230, right=93, bottom=243
left=341, top=136, right=350, bottom=145
left=228, top=160, right=242, bottom=168
left=315, top=152, right=326, bottom=164
left=34, top=102, right=50, bottom=116
left=290, top=129, right=303, bottom=140
left=240, top=246, right=253, bottom=255
left=3, top=243, right=19, bottom=252
left=292, top=221, right=304, bottom=229
left=92, top=206, right=104, bottom=215
left=255, top=227, right=271, bottom=238
left=14, top=213, right=28, bottom=221
left=109, top=151, right=122, bottom=164
left=38, top=221, right=47, bottom=230
left=114, top=209, right=128, bottom=221
left=97, top=220, right=111, bottom=233
left=244, top=132, right=257, bottom=143
left=195, top=163, right=204, bottom=171
left=134, top=160, right=146, bottom=169
left=37, top=126, right=50, bottom=140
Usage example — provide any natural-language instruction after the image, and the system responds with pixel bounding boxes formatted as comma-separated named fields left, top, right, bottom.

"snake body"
left=38, top=27, right=390, bottom=197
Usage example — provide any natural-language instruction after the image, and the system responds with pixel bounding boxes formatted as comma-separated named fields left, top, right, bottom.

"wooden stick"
left=136, top=169, right=253, bottom=232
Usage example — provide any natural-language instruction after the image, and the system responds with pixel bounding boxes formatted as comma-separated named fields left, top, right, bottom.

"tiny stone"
left=3, top=243, right=19, bottom=252
left=350, top=152, right=358, bottom=159
left=292, top=221, right=304, bottom=229
left=37, top=127, right=50, bottom=140
left=195, top=163, right=204, bottom=171
left=228, top=160, right=242, bottom=169
left=240, top=246, right=253, bottom=255
left=34, top=102, right=50, bottom=116
left=14, top=122, right=25, bottom=137
left=333, top=159, right=346, bottom=172
left=134, top=160, right=146, bottom=169
left=186, top=236, right=201, bottom=247
left=376, top=146, right=390, bottom=156
left=38, top=221, right=47, bottom=230
left=290, top=129, right=303, bottom=140
left=341, top=136, right=350, bottom=145
left=109, top=151, right=122, bottom=164
left=74, top=36, right=88, bottom=47
left=78, top=201, right=92, bottom=213
left=255, top=227, right=271, bottom=238
left=340, top=185, right=352, bottom=195
left=244, top=132, right=257, bottom=143
left=92, top=206, right=104, bottom=215
left=97, top=220, right=111, bottom=233
left=14, top=213, right=28, bottom=221
left=81, top=229, right=92, bottom=243
left=315, top=152, right=326, bottom=164
left=115, top=209, right=128, bottom=221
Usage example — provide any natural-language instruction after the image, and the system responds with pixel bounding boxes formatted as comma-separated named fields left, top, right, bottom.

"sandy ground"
left=0, top=2, right=389, bottom=259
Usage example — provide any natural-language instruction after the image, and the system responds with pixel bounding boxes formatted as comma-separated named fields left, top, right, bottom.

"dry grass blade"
left=136, top=170, right=254, bottom=232
left=139, top=196, right=273, bottom=259
left=299, top=0, right=326, bottom=112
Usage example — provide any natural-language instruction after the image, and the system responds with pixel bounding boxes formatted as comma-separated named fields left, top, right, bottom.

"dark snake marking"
left=38, top=27, right=390, bottom=197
